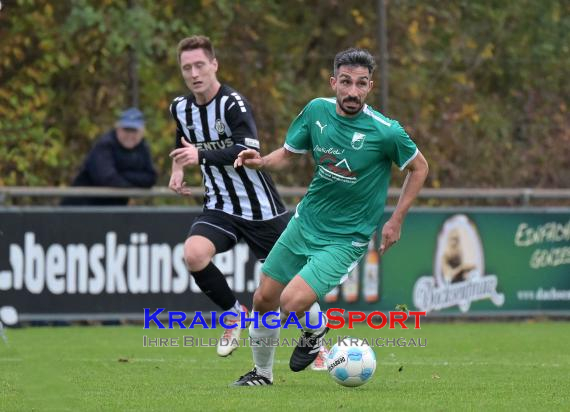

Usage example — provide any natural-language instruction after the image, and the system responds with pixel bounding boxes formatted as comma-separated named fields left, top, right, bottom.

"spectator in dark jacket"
left=61, top=108, right=157, bottom=206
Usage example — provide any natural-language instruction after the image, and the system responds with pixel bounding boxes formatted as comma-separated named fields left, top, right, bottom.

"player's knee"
left=253, top=289, right=278, bottom=314
left=185, top=254, right=210, bottom=272
left=279, top=291, right=307, bottom=315
left=184, top=241, right=213, bottom=272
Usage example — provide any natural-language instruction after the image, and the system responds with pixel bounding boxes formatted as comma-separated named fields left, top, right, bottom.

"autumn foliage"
left=0, top=0, right=568, bottom=189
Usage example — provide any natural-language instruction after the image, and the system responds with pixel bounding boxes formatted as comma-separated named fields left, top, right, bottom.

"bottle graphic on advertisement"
left=324, top=287, right=339, bottom=303
left=364, top=236, right=380, bottom=303
left=342, top=263, right=359, bottom=303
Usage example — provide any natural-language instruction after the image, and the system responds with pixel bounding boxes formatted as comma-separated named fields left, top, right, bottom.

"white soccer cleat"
left=217, top=305, right=248, bottom=357
left=310, top=346, right=329, bottom=371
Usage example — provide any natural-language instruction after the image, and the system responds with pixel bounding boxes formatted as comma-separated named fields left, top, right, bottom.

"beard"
left=338, top=97, right=363, bottom=115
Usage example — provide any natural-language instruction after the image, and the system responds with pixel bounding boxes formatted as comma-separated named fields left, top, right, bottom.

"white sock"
left=301, top=302, right=326, bottom=335
left=231, top=300, right=242, bottom=314
left=250, top=311, right=280, bottom=381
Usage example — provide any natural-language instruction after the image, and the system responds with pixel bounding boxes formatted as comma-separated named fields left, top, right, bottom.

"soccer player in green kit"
left=232, top=48, right=428, bottom=386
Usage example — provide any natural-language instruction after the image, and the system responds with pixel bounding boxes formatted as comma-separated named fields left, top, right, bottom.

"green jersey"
left=285, top=97, right=418, bottom=243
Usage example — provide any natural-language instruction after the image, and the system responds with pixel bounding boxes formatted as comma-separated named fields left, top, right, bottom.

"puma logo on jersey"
left=315, top=120, right=328, bottom=134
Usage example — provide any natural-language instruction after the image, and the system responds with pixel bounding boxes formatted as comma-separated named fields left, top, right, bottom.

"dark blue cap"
left=117, top=107, right=145, bottom=129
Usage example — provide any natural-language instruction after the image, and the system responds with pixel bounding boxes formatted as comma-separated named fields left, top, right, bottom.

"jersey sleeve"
left=169, top=97, right=186, bottom=149
left=198, top=93, right=259, bottom=166
left=388, top=122, right=418, bottom=170
left=223, top=93, right=260, bottom=150
left=283, top=103, right=312, bottom=154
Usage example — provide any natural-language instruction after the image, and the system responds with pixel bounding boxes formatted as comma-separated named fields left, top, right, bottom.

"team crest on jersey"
left=351, top=132, right=366, bottom=150
left=215, top=119, right=226, bottom=135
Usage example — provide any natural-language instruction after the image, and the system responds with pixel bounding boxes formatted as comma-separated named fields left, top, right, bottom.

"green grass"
left=1, top=321, right=569, bottom=411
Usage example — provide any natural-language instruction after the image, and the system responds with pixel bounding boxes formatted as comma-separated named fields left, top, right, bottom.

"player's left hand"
left=168, top=170, right=192, bottom=196
left=169, top=138, right=199, bottom=166
left=379, top=219, right=401, bottom=255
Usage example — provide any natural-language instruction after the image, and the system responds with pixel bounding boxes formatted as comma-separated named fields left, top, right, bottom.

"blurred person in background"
left=61, top=107, right=157, bottom=206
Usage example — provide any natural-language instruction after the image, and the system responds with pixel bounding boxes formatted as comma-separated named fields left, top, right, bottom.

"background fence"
left=2, top=186, right=570, bottom=206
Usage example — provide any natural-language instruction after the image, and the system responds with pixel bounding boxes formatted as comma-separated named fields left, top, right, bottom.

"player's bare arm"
left=380, top=151, right=429, bottom=255
left=234, top=147, right=298, bottom=171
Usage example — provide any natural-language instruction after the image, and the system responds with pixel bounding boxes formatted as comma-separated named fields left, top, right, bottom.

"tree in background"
left=0, top=0, right=568, bottom=191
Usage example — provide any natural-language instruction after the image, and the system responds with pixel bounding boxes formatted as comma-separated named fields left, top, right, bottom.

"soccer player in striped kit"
left=169, top=36, right=289, bottom=357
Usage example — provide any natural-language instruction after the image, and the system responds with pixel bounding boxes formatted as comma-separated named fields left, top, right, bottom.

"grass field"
left=1, top=321, right=569, bottom=411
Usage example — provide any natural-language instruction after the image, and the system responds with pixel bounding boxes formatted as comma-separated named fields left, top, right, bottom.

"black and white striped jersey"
left=170, top=84, right=286, bottom=221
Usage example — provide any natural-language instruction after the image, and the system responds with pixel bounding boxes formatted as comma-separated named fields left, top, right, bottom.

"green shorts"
left=262, top=216, right=368, bottom=299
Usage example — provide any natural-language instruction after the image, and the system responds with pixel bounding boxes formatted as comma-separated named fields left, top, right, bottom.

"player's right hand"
left=169, top=170, right=192, bottom=196
left=234, top=149, right=264, bottom=169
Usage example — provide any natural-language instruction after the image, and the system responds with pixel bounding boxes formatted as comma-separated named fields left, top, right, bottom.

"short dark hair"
left=177, top=35, right=216, bottom=63
left=333, top=48, right=376, bottom=76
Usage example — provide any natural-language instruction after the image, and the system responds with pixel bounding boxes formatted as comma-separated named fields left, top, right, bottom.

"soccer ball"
left=326, top=337, right=376, bottom=387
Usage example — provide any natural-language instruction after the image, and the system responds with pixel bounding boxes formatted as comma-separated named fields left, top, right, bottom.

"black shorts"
left=188, top=209, right=290, bottom=260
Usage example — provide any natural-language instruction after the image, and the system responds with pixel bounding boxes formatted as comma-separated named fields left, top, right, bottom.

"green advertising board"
left=321, top=208, right=570, bottom=316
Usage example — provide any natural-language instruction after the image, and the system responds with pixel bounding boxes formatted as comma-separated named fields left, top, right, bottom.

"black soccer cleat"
left=289, top=327, right=330, bottom=372
left=232, top=368, right=273, bottom=386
